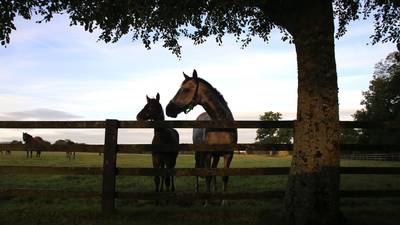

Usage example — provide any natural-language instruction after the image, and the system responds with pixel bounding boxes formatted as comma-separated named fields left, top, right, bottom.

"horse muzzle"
left=166, top=101, right=183, bottom=118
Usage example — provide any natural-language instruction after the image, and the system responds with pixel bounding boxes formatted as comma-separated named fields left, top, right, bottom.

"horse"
left=137, top=93, right=180, bottom=196
left=65, top=140, right=76, bottom=160
left=166, top=70, right=237, bottom=206
left=0, top=150, right=11, bottom=155
left=55, top=139, right=76, bottom=160
left=22, top=132, right=50, bottom=158
left=1, top=140, right=21, bottom=155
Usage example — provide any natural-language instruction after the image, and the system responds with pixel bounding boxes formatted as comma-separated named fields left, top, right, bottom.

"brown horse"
left=22, top=132, right=50, bottom=158
left=54, top=139, right=76, bottom=160
left=137, top=93, right=180, bottom=195
left=65, top=140, right=76, bottom=160
left=166, top=70, right=237, bottom=206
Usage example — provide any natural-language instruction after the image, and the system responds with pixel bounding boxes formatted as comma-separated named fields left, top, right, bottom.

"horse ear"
left=146, top=95, right=150, bottom=102
left=156, top=93, right=160, bottom=101
left=183, top=72, right=190, bottom=80
left=192, top=69, right=198, bottom=79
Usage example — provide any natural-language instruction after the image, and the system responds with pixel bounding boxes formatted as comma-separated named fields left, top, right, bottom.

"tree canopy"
left=1, top=1, right=399, bottom=56
left=54, top=139, right=75, bottom=145
left=255, top=111, right=293, bottom=145
left=354, top=48, right=400, bottom=144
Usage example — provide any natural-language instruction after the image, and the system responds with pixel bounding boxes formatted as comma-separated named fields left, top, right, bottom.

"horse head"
left=166, top=70, right=200, bottom=118
left=136, top=93, right=165, bottom=121
left=22, top=132, right=32, bottom=143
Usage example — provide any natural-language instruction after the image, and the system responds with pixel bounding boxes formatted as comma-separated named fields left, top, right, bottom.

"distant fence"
left=341, top=152, right=400, bottom=161
left=0, top=120, right=400, bottom=213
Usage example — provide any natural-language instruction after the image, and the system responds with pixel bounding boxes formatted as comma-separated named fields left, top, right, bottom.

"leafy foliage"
left=10, top=140, right=22, bottom=144
left=1, top=1, right=399, bottom=56
left=255, top=111, right=293, bottom=144
left=340, top=128, right=360, bottom=144
left=334, top=0, right=400, bottom=44
left=54, top=139, right=75, bottom=145
left=354, top=49, right=400, bottom=144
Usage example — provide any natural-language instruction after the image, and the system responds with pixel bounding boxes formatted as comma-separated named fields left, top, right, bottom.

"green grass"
left=1, top=152, right=400, bottom=225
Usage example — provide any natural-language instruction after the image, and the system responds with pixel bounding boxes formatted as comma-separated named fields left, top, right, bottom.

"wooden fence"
left=341, top=152, right=400, bottom=161
left=0, top=120, right=400, bottom=213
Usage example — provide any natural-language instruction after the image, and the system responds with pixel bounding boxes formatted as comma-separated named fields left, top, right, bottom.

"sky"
left=0, top=14, right=397, bottom=144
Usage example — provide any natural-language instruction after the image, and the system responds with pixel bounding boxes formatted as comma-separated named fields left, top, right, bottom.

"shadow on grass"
left=1, top=197, right=400, bottom=225
left=0, top=197, right=286, bottom=225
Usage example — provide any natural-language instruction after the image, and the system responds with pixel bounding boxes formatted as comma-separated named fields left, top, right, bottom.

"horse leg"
left=167, top=158, right=177, bottom=192
left=194, top=152, right=201, bottom=192
left=171, top=174, right=175, bottom=192
left=152, top=157, right=160, bottom=192
left=211, top=154, right=220, bottom=192
left=152, top=156, right=161, bottom=205
left=160, top=162, right=165, bottom=193
left=163, top=160, right=174, bottom=205
left=221, top=153, right=233, bottom=206
left=204, top=153, right=212, bottom=207
left=164, top=165, right=171, bottom=193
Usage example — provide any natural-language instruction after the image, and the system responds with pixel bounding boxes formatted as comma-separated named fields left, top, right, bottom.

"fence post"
left=102, top=119, right=119, bottom=214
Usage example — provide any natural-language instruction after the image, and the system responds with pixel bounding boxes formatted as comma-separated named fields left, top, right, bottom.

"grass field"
left=1, top=152, right=400, bottom=225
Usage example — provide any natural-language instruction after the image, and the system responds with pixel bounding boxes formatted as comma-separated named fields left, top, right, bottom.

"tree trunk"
left=284, top=1, right=342, bottom=225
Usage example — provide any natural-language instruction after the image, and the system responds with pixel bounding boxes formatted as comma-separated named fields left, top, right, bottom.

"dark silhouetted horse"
left=137, top=93, right=180, bottom=195
left=22, top=132, right=50, bottom=158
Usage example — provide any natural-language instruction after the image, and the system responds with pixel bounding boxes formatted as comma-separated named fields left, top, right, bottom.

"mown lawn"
left=0, top=152, right=400, bottom=225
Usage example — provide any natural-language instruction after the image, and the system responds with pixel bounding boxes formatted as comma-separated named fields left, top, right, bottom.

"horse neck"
left=152, top=116, right=169, bottom=134
left=199, top=84, right=234, bottom=121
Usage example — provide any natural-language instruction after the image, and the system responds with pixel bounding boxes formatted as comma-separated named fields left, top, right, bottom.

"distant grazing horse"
left=65, top=140, right=76, bottom=160
left=0, top=150, right=11, bottom=155
left=22, top=132, right=50, bottom=158
left=55, top=139, right=76, bottom=160
left=166, top=70, right=237, bottom=206
left=1, top=140, right=22, bottom=155
left=137, top=93, right=180, bottom=195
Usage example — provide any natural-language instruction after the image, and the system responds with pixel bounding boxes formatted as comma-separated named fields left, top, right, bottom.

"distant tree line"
left=255, top=111, right=293, bottom=145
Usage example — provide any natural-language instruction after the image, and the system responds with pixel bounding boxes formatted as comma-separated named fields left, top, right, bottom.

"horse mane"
left=193, top=78, right=229, bottom=108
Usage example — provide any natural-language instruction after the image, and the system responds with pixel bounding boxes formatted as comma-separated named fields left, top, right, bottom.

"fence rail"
left=342, top=152, right=400, bottom=161
left=1, top=119, right=400, bottom=213
left=2, top=143, right=400, bottom=153
left=2, top=166, right=400, bottom=176
left=1, top=189, right=400, bottom=200
left=2, top=120, right=400, bottom=129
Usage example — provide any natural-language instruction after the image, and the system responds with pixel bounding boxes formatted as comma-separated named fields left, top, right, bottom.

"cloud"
left=0, top=108, right=82, bottom=120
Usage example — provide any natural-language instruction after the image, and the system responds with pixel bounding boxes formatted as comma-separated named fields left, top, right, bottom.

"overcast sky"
left=0, top=14, right=397, bottom=144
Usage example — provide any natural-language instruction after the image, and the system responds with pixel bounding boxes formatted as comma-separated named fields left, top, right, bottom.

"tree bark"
left=283, top=1, right=342, bottom=225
